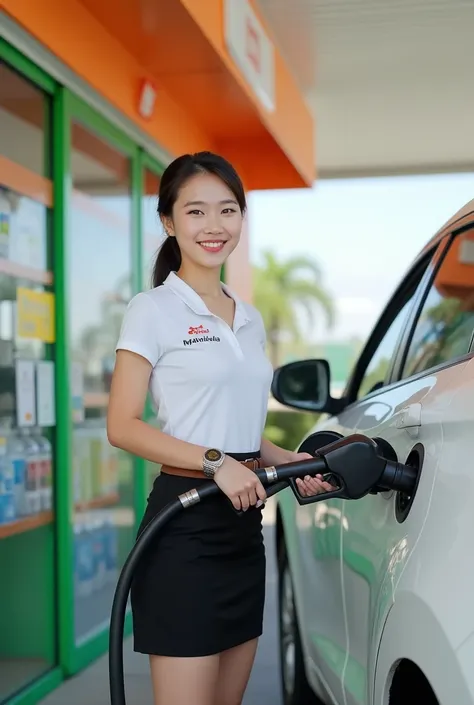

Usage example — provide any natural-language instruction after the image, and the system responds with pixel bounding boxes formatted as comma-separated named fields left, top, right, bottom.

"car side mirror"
left=271, top=359, right=343, bottom=415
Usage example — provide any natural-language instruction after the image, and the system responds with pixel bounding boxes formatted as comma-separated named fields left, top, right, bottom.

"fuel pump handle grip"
left=287, top=475, right=349, bottom=505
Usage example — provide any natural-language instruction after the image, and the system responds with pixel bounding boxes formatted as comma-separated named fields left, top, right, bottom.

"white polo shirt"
left=115, top=272, right=274, bottom=454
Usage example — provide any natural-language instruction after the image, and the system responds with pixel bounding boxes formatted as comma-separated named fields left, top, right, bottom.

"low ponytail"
left=152, top=236, right=181, bottom=288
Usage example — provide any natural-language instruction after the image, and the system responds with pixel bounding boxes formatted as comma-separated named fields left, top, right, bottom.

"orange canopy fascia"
left=4, top=0, right=315, bottom=191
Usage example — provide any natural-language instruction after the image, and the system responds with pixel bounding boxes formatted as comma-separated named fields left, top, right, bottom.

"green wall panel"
left=0, top=527, right=55, bottom=661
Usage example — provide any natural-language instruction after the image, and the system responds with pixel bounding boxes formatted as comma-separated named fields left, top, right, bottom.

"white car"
left=271, top=199, right=474, bottom=705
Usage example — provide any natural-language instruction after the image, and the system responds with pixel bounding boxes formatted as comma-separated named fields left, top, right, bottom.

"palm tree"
left=253, top=250, right=335, bottom=368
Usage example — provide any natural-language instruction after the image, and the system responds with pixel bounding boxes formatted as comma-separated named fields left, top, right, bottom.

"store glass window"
left=69, top=121, right=135, bottom=642
left=142, top=168, right=162, bottom=290
left=0, top=63, right=56, bottom=701
left=141, top=168, right=162, bottom=491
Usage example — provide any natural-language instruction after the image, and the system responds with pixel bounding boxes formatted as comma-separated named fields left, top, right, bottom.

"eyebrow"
left=183, top=199, right=238, bottom=208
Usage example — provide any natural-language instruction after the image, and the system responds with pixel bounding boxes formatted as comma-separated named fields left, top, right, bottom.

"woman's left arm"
left=260, top=437, right=335, bottom=497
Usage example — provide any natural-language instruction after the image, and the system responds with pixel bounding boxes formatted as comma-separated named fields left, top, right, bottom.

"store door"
left=0, top=58, right=58, bottom=702
left=63, top=98, right=138, bottom=661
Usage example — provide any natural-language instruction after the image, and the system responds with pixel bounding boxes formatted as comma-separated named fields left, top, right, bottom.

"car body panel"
left=341, top=358, right=471, bottom=705
left=278, top=356, right=474, bottom=704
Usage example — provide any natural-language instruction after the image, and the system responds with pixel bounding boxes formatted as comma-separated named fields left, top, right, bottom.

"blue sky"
left=247, top=172, right=474, bottom=343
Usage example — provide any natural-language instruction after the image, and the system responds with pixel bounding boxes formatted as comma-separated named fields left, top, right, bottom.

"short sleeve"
left=115, top=292, right=162, bottom=366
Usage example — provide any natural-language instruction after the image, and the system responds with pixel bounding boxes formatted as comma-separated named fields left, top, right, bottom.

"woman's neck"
left=176, top=263, right=224, bottom=299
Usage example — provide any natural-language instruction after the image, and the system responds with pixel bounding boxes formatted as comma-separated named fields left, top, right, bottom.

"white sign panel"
left=36, top=360, right=56, bottom=427
left=224, top=0, right=275, bottom=112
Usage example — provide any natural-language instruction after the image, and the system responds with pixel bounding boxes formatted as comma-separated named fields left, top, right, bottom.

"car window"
left=357, top=297, right=414, bottom=399
left=402, top=229, right=474, bottom=378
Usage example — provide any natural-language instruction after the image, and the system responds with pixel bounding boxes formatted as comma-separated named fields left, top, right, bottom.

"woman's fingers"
left=239, top=492, right=250, bottom=511
left=296, top=475, right=336, bottom=497
left=254, top=479, right=267, bottom=503
left=248, top=486, right=259, bottom=507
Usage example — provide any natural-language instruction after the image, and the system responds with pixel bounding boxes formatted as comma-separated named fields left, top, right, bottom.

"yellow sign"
left=17, top=287, right=55, bottom=343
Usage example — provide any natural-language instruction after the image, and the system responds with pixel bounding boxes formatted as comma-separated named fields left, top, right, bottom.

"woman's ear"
left=160, top=214, right=174, bottom=237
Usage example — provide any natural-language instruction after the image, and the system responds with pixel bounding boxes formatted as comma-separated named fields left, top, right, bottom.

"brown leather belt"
left=161, top=457, right=261, bottom=479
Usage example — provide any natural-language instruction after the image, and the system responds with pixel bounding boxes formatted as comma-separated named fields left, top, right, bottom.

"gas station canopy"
left=257, top=0, right=474, bottom=178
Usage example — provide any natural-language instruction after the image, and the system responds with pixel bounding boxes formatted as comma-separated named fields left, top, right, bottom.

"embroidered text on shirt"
left=183, top=335, right=221, bottom=347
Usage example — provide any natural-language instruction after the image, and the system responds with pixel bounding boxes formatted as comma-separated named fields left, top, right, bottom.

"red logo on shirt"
left=188, top=324, right=209, bottom=335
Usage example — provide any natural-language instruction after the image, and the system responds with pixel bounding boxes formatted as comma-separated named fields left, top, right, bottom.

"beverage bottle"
left=22, top=429, right=42, bottom=514
left=42, top=434, right=53, bottom=511
left=104, top=516, right=118, bottom=584
left=76, top=516, right=94, bottom=598
left=95, top=517, right=107, bottom=591
left=85, top=517, right=96, bottom=596
left=0, top=437, right=5, bottom=525
left=0, top=431, right=15, bottom=524
left=74, top=523, right=85, bottom=599
left=8, top=429, right=27, bottom=517
left=33, top=429, right=53, bottom=511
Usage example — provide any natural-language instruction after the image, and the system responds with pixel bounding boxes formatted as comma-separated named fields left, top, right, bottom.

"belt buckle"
left=244, top=457, right=259, bottom=471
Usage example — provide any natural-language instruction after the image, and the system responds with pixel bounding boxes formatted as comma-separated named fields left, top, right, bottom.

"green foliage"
left=406, top=296, right=473, bottom=373
left=253, top=250, right=335, bottom=367
left=264, top=410, right=320, bottom=452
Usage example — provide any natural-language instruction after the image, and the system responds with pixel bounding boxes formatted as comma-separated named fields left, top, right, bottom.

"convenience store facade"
left=0, top=2, right=314, bottom=703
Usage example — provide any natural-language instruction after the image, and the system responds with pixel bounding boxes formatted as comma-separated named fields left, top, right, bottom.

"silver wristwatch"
left=202, top=448, right=225, bottom=478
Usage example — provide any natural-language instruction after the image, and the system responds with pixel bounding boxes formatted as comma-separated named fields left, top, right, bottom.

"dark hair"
left=152, top=151, right=246, bottom=288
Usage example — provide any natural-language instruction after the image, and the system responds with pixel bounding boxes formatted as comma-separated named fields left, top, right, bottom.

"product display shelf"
left=0, top=511, right=54, bottom=539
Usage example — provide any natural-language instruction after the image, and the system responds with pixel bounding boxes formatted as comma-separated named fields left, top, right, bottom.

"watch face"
left=205, top=449, right=222, bottom=463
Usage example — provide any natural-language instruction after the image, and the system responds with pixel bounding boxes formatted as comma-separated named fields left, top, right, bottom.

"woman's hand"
left=214, top=456, right=267, bottom=511
left=277, top=450, right=337, bottom=498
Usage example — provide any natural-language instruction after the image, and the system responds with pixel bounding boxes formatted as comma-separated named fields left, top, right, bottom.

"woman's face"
left=163, top=172, right=243, bottom=271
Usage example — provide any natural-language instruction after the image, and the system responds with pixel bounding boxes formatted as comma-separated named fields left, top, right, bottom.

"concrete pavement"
left=40, top=501, right=283, bottom=705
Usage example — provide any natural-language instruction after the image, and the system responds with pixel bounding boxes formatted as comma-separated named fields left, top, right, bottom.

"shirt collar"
left=163, top=272, right=251, bottom=331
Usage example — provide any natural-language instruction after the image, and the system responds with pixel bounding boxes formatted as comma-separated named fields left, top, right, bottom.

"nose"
left=204, top=218, right=223, bottom=235
left=204, top=213, right=224, bottom=234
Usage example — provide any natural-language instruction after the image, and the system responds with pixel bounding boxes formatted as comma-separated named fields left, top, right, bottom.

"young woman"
left=107, top=151, right=333, bottom=705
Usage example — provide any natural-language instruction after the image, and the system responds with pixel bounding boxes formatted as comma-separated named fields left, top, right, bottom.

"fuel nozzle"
left=270, top=433, right=418, bottom=506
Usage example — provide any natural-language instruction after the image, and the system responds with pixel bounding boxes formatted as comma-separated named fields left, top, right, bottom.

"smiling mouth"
left=198, top=240, right=227, bottom=252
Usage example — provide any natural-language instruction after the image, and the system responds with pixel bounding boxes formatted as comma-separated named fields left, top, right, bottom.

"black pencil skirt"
left=130, top=453, right=266, bottom=657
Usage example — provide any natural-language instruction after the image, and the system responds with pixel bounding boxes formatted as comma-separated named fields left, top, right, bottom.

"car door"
left=296, top=243, right=440, bottom=704
left=339, top=225, right=474, bottom=705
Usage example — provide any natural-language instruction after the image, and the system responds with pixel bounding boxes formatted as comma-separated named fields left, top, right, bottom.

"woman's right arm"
left=107, top=348, right=207, bottom=471
left=107, top=293, right=207, bottom=469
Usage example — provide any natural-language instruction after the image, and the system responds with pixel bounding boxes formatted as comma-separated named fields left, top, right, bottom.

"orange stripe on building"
left=0, top=155, right=53, bottom=207
left=0, top=257, right=53, bottom=285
